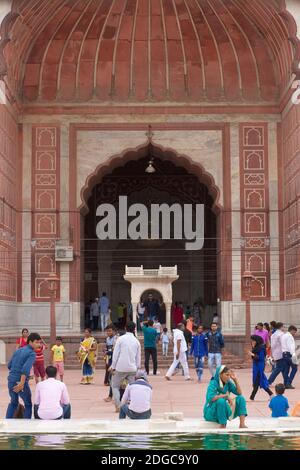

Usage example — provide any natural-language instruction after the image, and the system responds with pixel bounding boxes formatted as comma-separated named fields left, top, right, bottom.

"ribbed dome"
left=1, top=0, right=300, bottom=103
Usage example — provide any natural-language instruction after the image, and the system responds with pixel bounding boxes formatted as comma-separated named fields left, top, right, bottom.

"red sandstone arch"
left=0, top=0, right=300, bottom=104
left=79, top=140, right=222, bottom=215
left=70, top=133, right=232, bottom=303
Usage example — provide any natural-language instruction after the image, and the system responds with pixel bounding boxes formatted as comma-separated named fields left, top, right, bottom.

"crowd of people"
left=85, top=294, right=213, bottom=333
left=3, top=300, right=300, bottom=428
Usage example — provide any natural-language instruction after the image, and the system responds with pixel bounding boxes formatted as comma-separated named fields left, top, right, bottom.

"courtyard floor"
left=0, top=364, right=299, bottom=420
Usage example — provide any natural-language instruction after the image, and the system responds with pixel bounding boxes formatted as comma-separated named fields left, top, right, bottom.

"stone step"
left=61, top=342, right=245, bottom=369
left=64, top=359, right=245, bottom=370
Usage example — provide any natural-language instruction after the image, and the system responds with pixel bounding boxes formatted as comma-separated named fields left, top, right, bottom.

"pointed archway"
left=124, top=265, right=179, bottom=331
left=75, top=143, right=230, bottom=330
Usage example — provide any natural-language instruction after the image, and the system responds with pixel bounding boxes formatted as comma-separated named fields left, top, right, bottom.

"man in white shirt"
left=111, top=322, right=141, bottom=411
left=34, top=366, right=71, bottom=419
left=165, top=323, right=191, bottom=381
left=268, top=322, right=285, bottom=386
left=137, top=301, right=145, bottom=331
left=119, top=370, right=152, bottom=419
left=281, top=325, right=298, bottom=389
left=98, top=292, right=110, bottom=332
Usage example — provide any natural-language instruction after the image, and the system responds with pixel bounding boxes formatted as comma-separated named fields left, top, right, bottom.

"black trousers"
left=104, top=366, right=110, bottom=385
left=144, top=348, right=157, bottom=375
left=250, top=375, right=273, bottom=400
left=92, top=316, right=99, bottom=330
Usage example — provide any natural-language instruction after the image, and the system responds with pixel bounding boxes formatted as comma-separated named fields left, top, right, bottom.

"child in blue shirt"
left=269, top=383, right=289, bottom=417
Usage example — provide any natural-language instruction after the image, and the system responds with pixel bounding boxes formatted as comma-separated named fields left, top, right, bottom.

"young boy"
left=103, top=324, right=117, bottom=402
left=161, top=327, right=172, bottom=357
left=269, top=383, right=289, bottom=417
left=153, top=319, right=162, bottom=338
left=190, top=325, right=208, bottom=382
left=186, top=315, right=194, bottom=333
left=51, top=337, right=66, bottom=382
left=33, top=338, right=47, bottom=384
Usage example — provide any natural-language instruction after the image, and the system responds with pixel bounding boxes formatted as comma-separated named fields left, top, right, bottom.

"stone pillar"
left=132, top=301, right=137, bottom=326
left=268, top=122, right=280, bottom=301
left=230, top=123, right=242, bottom=302
left=165, top=302, right=172, bottom=331
left=0, top=340, right=5, bottom=364
left=22, top=123, right=32, bottom=302
left=60, top=124, right=70, bottom=304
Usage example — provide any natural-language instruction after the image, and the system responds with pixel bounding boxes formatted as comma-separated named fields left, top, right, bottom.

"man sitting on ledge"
left=34, top=366, right=71, bottom=420
left=119, top=370, right=152, bottom=420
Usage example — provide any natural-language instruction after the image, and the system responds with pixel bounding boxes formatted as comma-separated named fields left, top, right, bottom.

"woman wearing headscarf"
left=203, top=365, right=247, bottom=428
left=249, top=335, right=273, bottom=400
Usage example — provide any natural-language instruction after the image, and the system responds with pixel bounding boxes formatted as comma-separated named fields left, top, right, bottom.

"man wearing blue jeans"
left=190, top=325, right=208, bottom=382
left=281, top=325, right=298, bottom=389
left=119, top=370, right=152, bottom=420
left=99, top=292, right=110, bottom=332
left=206, top=323, right=224, bottom=378
left=268, top=322, right=285, bottom=385
left=6, top=332, right=42, bottom=419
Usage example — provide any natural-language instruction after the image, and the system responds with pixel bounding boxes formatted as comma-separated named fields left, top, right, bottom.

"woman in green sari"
left=203, top=365, right=247, bottom=428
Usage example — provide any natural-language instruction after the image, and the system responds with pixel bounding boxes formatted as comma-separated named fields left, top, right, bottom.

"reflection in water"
left=5, top=435, right=35, bottom=450
left=0, top=433, right=300, bottom=450
left=203, top=434, right=248, bottom=451
left=35, top=434, right=68, bottom=448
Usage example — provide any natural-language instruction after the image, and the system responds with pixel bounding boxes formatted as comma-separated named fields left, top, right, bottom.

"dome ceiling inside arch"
left=2, top=0, right=300, bottom=104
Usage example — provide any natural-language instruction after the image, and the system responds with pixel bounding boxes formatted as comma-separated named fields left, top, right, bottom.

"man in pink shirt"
left=253, top=323, right=270, bottom=348
left=34, top=365, right=71, bottom=420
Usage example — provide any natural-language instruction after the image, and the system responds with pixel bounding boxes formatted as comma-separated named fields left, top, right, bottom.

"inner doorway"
left=83, top=150, right=218, bottom=327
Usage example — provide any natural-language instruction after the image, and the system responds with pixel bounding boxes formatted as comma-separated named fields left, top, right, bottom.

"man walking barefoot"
left=165, top=323, right=192, bottom=381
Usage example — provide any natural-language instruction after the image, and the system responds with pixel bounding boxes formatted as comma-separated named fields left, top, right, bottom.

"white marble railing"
left=125, top=265, right=177, bottom=276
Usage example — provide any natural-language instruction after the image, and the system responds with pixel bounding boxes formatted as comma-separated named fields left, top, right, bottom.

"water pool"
left=0, top=433, right=300, bottom=450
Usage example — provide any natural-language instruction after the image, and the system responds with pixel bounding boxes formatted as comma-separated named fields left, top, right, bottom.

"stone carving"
left=36, top=127, right=56, bottom=147
left=245, top=253, right=265, bottom=272
left=36, top=151, right=56, bottom=170
left=244, top=150, right=264, bottom=170
left=243, top=126, right=264, bottom=146
left=245, top=213, right=265, bottom=233
left=244, top=173, right=265, bottom=186
left=35, top=190, right=56, bottom=209
left=32, top=126, right=60, bottom=299
left=36, top=174, right=56, bottom=186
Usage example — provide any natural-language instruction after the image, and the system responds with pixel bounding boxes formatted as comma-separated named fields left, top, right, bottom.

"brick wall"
left=0, top=96, right=18, bottom=301
left=282, top=104, right=300, bottom=299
